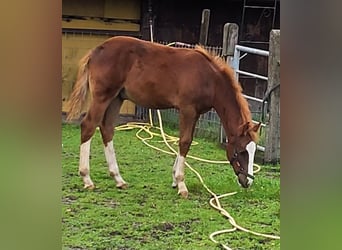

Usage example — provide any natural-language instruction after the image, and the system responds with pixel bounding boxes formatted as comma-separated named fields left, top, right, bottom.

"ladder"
left=240, top=0, right=278, bottom=45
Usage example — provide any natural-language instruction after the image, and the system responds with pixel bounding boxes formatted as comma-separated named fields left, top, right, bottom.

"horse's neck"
left=213, top=84, right=243, bottom=138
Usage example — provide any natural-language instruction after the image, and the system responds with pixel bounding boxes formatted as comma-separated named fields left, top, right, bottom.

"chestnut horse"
left=67, top=36, right=260, bottom=198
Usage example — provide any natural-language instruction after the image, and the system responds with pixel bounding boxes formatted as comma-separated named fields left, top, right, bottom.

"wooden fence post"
left=264, top=29, right=280, bottom=163
left=220, top=23, right=239, bottom=144
left=222, top=23, right=239, bottom=64
left=199, top=9, right=210, bottom=45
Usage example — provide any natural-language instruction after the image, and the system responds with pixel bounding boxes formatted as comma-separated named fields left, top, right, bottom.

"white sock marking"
left=172, top=155, right=180, bottom=187
left=104, top=140, right=116, bottom=167
left=175, top=155, right=185, bottom=180
left=79, top=139, right=93, bottom=187
left=174, top=155, right=187, bottom=195
left=246, top=141, right=256, bottom=185
left=80, top=139, right=91, bottom=169
left=104, top=140, right=125, bottom=185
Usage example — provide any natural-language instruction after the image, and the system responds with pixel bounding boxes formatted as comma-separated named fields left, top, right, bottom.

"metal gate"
left=230, top=44, right=270, bottom=152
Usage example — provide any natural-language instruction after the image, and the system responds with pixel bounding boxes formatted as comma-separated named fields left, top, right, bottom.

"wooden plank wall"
left=62, top=0, right=141, bottom=115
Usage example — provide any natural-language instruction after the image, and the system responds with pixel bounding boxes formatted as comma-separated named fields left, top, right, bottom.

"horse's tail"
left=66, top=50, right=93, bottom=121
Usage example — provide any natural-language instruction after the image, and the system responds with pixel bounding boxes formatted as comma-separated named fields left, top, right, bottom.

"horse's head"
left=226, top=122, right=261, bottom=188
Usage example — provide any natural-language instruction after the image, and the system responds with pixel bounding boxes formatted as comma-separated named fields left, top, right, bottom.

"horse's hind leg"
left=173, top=107, right=199, bottom=198
left=99, top=97, right=127, bottom=189
left=79, top=99, right=112, bottom=189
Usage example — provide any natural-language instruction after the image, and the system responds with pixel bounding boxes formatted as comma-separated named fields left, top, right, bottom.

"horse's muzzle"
left=237, top=173, right=252, bottom=188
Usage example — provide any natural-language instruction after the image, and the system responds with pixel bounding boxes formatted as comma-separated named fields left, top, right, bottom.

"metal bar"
left=240, top=41, right=270, bottom=44
left=244, top=6, right=276, bottom=9
left=252, top=119, right=266, bottom=128
left=239, top=53, right=248, bottom=60
left=257, top=145, right=265, bottom=152
left=243, top=94, right=264, bottom=103
left=240, top=0, right=247, bottom=41
left=235, top=45, right=269, bottom=57
left=272, top=0, right=277, bottom=29
left=237, top=69, right=268, bottom=81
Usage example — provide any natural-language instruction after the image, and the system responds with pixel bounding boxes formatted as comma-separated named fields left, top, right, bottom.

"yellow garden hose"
left=115, top=109, right=280, bottom=249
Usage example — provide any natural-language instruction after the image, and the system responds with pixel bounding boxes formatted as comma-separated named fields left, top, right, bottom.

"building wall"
left=145, top=0, right=280, bottom=98
left=148, top=0, right=279, bottom=46
left=62, top=0, right=141, bottom=114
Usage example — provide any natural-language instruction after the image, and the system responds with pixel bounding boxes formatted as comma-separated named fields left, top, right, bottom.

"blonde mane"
left=194, top=46, right=258, bottom=141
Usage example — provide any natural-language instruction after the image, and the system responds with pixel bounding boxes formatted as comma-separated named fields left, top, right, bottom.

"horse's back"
left=89, top=36, right=219, bottom=111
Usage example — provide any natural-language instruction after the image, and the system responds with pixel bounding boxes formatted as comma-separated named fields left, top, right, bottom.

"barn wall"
left=150, top=0, right=279, bottom=46
left=62, top=0, right=141, bottom=115
left=146, top=0, right=280, bottom=98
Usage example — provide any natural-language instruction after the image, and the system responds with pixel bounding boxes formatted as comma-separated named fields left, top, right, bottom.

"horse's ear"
left=240, top=122, right=261, bottom=136
left=240, top=122, right=250, bottom=136
left=252, top=122, right=261, bottom=133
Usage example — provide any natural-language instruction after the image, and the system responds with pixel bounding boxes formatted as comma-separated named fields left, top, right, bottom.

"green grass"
left=62, top=123, right=280, bottom=249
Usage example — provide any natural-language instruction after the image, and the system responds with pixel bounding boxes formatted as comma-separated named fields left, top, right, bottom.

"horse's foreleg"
left=100, top=97, right=127, bottom=189
left=174, top=108, right=199, bottom=198
left=172, top=155, right=179, bottom=188
left=173, top=154, right=187, bottom=197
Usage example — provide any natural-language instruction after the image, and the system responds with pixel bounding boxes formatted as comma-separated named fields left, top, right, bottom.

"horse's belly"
left=123, top=88, right=176, bottom=109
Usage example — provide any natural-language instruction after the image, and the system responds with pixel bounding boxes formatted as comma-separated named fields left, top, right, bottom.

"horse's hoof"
left=84, top=184, right=95, bottom=190
left=116, top=182, right=128, bottom=189
left=178, top=190, right=188, bottom=199
left=172, top=182, right=177, bottom=188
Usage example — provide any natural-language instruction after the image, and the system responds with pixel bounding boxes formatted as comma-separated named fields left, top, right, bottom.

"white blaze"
left=245, top=141, right=256, bottom=185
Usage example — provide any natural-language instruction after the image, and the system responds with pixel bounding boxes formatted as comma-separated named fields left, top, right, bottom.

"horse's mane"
left=194, top=46, right=258, bottom=141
